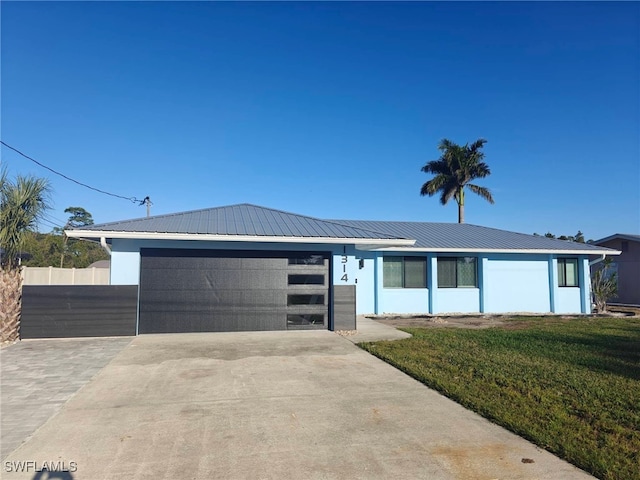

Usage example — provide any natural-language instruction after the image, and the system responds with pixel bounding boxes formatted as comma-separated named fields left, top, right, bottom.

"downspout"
left=100, top=237, right=112, bottom=256
left=589, top=254, right=606, bottom=267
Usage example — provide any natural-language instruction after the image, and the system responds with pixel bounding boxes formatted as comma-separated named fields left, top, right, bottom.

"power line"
left=1, top=140, right=143, bottom=204
left=42, top=213, right=66, bottom=225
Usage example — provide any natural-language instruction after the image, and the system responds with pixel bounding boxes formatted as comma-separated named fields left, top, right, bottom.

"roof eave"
left=593, top=233, right=640, bottom=244
left=358, top=246, right=622, bottom=255
left=64, top=230, right=416, bottom=247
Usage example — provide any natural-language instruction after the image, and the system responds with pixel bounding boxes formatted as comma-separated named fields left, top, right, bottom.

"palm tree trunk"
left=458, top=187, right=465, bottom=223
left=0, top=268, right=22, bottom=344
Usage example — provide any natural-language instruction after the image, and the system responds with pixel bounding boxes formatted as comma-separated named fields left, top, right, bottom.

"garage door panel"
left=139, top=250, right=329, bottom=333
left=140, top=290, right=286, bottom=312
left=141, top=270, right=287, bottom=291
left=143, top=312, right=286, bottom=333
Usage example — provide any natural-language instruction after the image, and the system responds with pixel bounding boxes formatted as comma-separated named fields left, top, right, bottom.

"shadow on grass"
left=558, top=332, right=640, bottom=380
left=494, top=325, right=640, bottom=381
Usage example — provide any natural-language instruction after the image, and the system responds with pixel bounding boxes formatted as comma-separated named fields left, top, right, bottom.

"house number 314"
left=341, top=254, right=348, bottom=282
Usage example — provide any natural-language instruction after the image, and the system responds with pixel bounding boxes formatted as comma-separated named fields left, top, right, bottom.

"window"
left=287, top=314, right=324, bottom=326
left=288, top=274, right=324, bottom=285
left=383, top=257, right=426, bottom=288
left=288, top=255, right=325, bottom=265
left=557, top=258, right=579, bottom=287
left=437, top=257, right=477, bottom=288
left=287, top=294, right=325, bottom=305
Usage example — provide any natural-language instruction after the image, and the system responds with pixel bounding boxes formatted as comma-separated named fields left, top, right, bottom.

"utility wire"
left=1, top=140, right=143, bottom=203
left=42, top=213, right=66, bottom=225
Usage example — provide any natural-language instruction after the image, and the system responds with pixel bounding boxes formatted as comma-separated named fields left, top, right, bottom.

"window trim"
left=557, top=258, right=579, bottom=287
left=382, top=256, right=427, bottom=289
left=437, top=256, right=478, bottom=288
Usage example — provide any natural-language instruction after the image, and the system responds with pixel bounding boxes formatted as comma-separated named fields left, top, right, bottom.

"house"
left=593, top=234, right=640, bottom=305
left=65, top=204, right=620, bottom=334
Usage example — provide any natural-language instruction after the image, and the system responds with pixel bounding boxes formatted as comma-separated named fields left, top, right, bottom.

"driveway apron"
left=2, top=331, right=594, bottom=479
left=1, top=337, right=133, bottom=460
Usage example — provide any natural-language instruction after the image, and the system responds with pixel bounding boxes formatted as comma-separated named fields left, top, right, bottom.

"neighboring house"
left=88, top=259, right=111, bottom=269
left=593, top=234, right=640, bottom=305
left=66, top=204, right=620, bottom=334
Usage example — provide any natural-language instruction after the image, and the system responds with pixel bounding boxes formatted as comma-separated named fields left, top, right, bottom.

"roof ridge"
left=332, top=219, right=593, bottom=244
left=235, top=204, right=410, bottom=240
left=323, top=218, right=416, bottom=240
left=73, top=204, right=409, bottom=240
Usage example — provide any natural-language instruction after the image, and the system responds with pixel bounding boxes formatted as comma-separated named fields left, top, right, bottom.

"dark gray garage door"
left=139, top=249, right=330, bottom=333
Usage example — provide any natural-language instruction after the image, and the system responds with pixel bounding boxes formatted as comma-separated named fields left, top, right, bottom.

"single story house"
left=65, top=204, right=620, bottom=334
left=593, top=233, right=640, bottom=305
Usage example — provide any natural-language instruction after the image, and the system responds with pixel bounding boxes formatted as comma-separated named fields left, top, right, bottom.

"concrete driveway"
left=2, top=326, right=594, bottom=480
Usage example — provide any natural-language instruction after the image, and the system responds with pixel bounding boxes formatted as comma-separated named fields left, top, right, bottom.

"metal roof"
left=74, top=204, right=406, bottom=240
left=69, top=204, right=619, bottom=254
left=594, top=233, right=640, bottom=244
left=327, top=220, right=618, bottom=253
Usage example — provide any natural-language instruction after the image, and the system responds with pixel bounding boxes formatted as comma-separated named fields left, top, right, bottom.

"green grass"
left=358, top=317, right=640, bottom=480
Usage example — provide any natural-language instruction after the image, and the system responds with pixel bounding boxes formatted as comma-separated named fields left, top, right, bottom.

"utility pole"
left=139, top=196, right=152, bottom=217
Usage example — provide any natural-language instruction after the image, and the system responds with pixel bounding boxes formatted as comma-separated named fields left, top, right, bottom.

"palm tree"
left=1, top=169, right=51, bottom=343
left=420, top=138, right=494, bottom=223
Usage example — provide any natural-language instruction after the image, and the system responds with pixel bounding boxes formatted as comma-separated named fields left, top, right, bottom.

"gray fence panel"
left=333, top=285, right=356, bottom=331
left=21, top=285, right=138, bottom=339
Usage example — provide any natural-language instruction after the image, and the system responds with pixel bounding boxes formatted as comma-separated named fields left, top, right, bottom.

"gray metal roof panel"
left=328, top=220, right=616, bottom=252
left=594, top=233, right=640, bottom=244
left=75, top=203, right=617, bottom=252
left=78, top=204, right=405, bottom=240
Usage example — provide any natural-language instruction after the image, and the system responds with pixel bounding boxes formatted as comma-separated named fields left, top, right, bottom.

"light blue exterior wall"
left=108, top=238, right=591, bottom=316
left=373, top=253, right=589, bottom=314
left=552, top=256, right=591, bottom=314
left=110, top=250, right=140, bottom=285
left=482, top=254, right=552, bottom=313
left=555, top=287, right=582, bottom=314
left=352, top=251, right=377, bottom=315
left=375, top=254, right=430, bottom=314
left=435, top=288, right=480, bottom=313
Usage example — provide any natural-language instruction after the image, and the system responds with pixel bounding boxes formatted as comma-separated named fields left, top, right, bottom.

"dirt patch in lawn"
left=368, top=315, right=509, bottom=329
left=367, top=309, right=637, bottom=330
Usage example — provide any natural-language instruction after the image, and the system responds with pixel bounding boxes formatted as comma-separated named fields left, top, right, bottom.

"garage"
left=138, top=249, right=330, bottom=333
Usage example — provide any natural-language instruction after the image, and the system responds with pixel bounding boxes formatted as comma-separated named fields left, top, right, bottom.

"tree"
left=420, top=138, right=494, bottom=223
left=0, top=169, right=51, bottom=343
left=58, top=207, right=95, bottom=267
left=533, top=231, right=590, bottom=243
left=591, top=258, right=618, bottom=313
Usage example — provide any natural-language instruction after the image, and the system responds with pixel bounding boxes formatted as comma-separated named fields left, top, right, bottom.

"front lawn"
left=358, top=317, right=640, bottom=480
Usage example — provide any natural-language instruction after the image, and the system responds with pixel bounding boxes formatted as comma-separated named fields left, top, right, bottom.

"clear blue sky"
left=2, top=1, right=639, bottom=240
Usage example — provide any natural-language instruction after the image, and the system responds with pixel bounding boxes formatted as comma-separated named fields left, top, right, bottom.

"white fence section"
left=22, top=266, right=110, bottom=285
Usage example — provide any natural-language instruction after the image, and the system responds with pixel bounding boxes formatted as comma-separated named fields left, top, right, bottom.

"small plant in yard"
left=359, top=317, right=640, bottom=480
left=591, top=258, right=618, bottom=313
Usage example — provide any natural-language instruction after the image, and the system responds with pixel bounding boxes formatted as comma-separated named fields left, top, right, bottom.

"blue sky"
left=2, top=1, right=638, bottom=240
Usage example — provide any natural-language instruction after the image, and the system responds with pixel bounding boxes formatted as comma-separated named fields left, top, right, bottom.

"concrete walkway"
left=0, top=337, right=133, bottom=460
left=2, top=330, right=594, bottom=480
left=344, top=315, right=412, bottom=343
